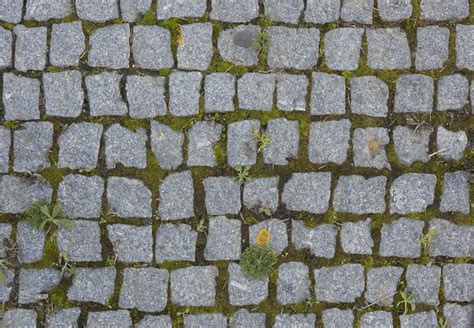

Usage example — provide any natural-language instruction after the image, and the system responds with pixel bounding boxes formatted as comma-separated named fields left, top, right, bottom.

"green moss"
left=213, top=143, right=227, bottom=166
left=41, top=167, right=67, bottom=189
left=137, top=9, right=157, bottom=25
left=3, top=121, right=20, bottom=130
left=1, top=22, right=14, bottom=30
left=46, top=66, right=64, bottom=73
left=122, top=118, right=148, bottom=132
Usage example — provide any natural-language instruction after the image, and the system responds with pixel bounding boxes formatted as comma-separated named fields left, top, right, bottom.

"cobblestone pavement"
left=0, top=0, right=473, bottom=327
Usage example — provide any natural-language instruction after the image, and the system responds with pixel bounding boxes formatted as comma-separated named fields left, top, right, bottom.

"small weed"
left=253, top=29, right=270, bottom=55
left=105, top=253, right=117, bottom=267
left=417, top=229, right=437, bottom=254
left=259, top=207, right=272, bottom=217
left=0, top=259, right=12, bottom=284
left=23, top=202, right=75, bottom=234
left=234, top=166, right=251, bottom=185
left=253, top=127, right=270, bottom=153
left=436, top=316, right=449, bottom=328
left=57, top=253, right=76, bottom=279
left=196, top=218, right=207, bottom=233
left=240, top=228, right=277, bottom=280
left=305, top=296, right=318, bottom=307
left=396, top=289, right=417, bottom=315
left=176, top=24, right=184, bottom=45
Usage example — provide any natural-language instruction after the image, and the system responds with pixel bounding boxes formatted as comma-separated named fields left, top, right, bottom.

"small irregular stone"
left=390, top=173, right=436, bottom=214
left=437, top=74, right=469, bottom=111
left=353, top=127, right=390, bottom=170
left=420, top=0, right=469, bottom=21
left=17, top=221, right=46, bottom=266
left=86, top=72, right=128, bottom=116
left=107, top=177, right=152, bottom=218
left=136, top=315, right=172, bottom=328
left=400, top=311, right=437, bottom=328
left=43, top=71, right=84, bottom=117
left=305, top=0, right=340, bottom=23
left=415, top=26, right=450, bottom=70
left=3, top=73, right=40, bottom=121
left=18, top=269, right=60, bottom=304
left=263, top=118, right=299, bottom=165
left=378, top=0, right=412, bottom=21
left=107, top=224, right=153, bottom=263
left=3, top=309, right=37, bottom=328
left=155, top=223, right=197, bottom=263
left=0, top=176, right=52, bottom=214
left=158, top=171, right=195, bottom=220
left=277, top=262, right=310, bottom=305
left=350, top=76, right=389, bottom=117
left=264, top=0, right=304, bottom=23
left=50, top=22, right=85, bottom=67
left=292, top=220, right=337, bottom=258
left=379, top=217, right=424, bottom=258
left=429, top=219, right=473, bottom=257
left=227, top=119, right=260, bottom=167
left=393, top=126, right=431, bottom=166
left=456, top=25, right=474, bottom=70
left=365, top=266, right=403, bottom=306
left=210, top=0, right=259, bottom=22
left=440, top=171, right=470, bottom=214
left=394, top=74, right=434, bottom=113
left=47, top=308, right=81, bottom=328
left=310, top=73, right=346, bottom=115
left=309, top=119, right=351, bottom=164
left=243, top=177, right=279, bottom=213
left=68, top=268, right=116, bottom=304
left=184, top=314, right=227, bottom=328
left=276, top=74, right=308, bottom=111
left=366, top=28, right=410, bottom=69
left=121, top=0, right=151, bottom=22
left=443, top=264, right=474, bottom=302
left=230, top=309, right=266, bottom=328
left=105, top=124, right=147, bottom=169
left=169, top=71, right=202, bottom=117
left=238, top=73, right=275, bottom=111
left=86, top=311, right=132, bottom=327
left=13, top=122, right=53, bottom=173
left=170, top=266, right=218, bottom=306
left=314, top=264, right=365, bottom=303
left=57, top=220, right=102, bottom=262
left=340, top=218, right=374, bottom=255
left=126, top=75, right=167, bottom=118
left=204, top=216, right=241, bottom=261
left=25, top=0, right=72, bottom=21
left=156, top=0, right=206, bottom=19
left=228, top=263, right=268, bottom=306
left=324, top=27, right=363, bottom=71
left=0, top=127, right=10, bottom=173
left=274, top=314, right=316, bottom=328
left=282, top=172, right=331, bottom=214
left=406, top=264, right=441, bottom=305
left=0, top=28, right=12, bottom=69
left=14, top=25, right=47, bottom=72
left=322, top=308, right=354, bottom=328
left=205, top=73, right=236, bottom=113
left=0, top=0, right=23, bottom=23
left=187, top=121, right=222, bottom=167
left=443, top=303, right=474, bottom=328
left=76, top=0, right=119, bottom=22
left=150, top=121, right=184, bottom=170
left=341, top=0, right=373, bottom=24
left=132, top=26, right=174, bottom=70
left=204, top=177, right=241, bottom=216
left=177, top=23, right=213, bottom=70
left=436, top=126, right=467, bottom=160
left=360, top=311, right=393, bottom=328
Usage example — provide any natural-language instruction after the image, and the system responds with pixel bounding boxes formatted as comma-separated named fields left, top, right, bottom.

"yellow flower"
left=256, top=228, right=271, bottom=247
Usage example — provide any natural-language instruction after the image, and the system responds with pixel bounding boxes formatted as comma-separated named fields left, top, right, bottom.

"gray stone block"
left=132, top=26, right=174, bottom=70
left=456, top=25, right=474, bottom=70
left=204, top=177, right=241, bottom=215
left=50, top=22, right=85, bottom=67
left=87, top=311, right=132, bottom=327
left=136, top=315, right=172, bottom=328
left=310, top=73, right=346, bottom=115
left=292, top=220, right=337, bottom=258
left=107, top=177, right=152, bottom=218
left=443, top=304, right=474, bottom=328
left=120, top=0, right=151, bottom=22
left=18, top=269, right=60, bottom=304
left=0, top=27, right=12, bottom=69
left=437, top=74, right=469, bottom=111
left=155, top=224, right=197, bottom=263
left=377, top=0, right=412, bottom=21
left=68, top=268, right=116, bottom=304
left=238, top=73, right=275, bottom=111
left=350, top=76, right=388, bottom=117
left=390, top=173, right=436, bottom=214
left=184, top=314, right=227, bottom=328
left=228, top=263, right=268, bottom=306
left=393, top=126, right=431, bottom=166
left=0, top=176, right=52, bottom=214
left=3, top=73, right=40, bottom=120
left=264, top=0, right=304, bottom=23
left=420, top=0, right=469, bottom=21
left=169, top=71, right=202, bottom=116
left=217, top=25, right=259, bottom=66
left=170, top=266, right=217, bottom=306
left=177, top=23, right=213, bottom=70
left=0, top=0, right=23, bottom=23
left=47, top=308, right=81, bottom=328
left=0, top=223, right=12, bottom=257
left=341, top=0, right=373, bottom=24
left=429, top=219, right=473, bottom=257
left=105, top=124, right=147, bottom=169
left=406, top=264, right=441, bottom=305
left=394, top=74, right=434, bottom=113
left=107, top=224, right=153, bottom=263
left=187, top=121, right=222, bottom=167
left=365, top=266, right=403, bottom=306
left=322, top=308, right=354, bottom=328
left=415, top=26, right=450, bottom=70
left=243, top=177, right=279, bottom=213
left=325, top=27, right=363, bottom=70
left=210, top=0, right=259, bottom=22
left=230, top=309, right=265, bottom=328
left=158, top=171, right=194, bottom=220
left=277, top=262, right=310, bottom=305
left=360, top=311, right=393, bottom=328
left=13, top=122, right=53, bottom=173
left=14, top=25, right=47, bottom=72
left=204, top=216, right=241, bottom=261
left=227, top=119, right=260, bottom=167
left=86, top=72, right=128, bottom=116
left=25, top=0, right=72, bottom=21
left=3, top=309, right=37, bottom=328
left=249, top=219, right=288, bottom=254
left=282, top=172, right=331, bottom=214
left=44, top=71, right=83, bottom=117
left=150, top=121, right=184, bottom=170
left=205, top=73, right=236, bottom=113
left=276, top=74, right=308, bottom=111
left=341, top=218, right=373, bottom=255
left=264, top=118, right=299, bottom=165
left=57, top=220, right=102, bottom=262
left=0, top=127, right=10, bottom=173
left=88, top=24, right=130, bottom=69
left=379, top=217, right=424, bottom=257
left=440, top=171, right=470, bottom=214
left=274, top=314, right=316, bottom=328
left=443, top=264, right=474, bottom=302
left=304, top=0, right=340, bottom=23
left=353, top=127, right=390, bottom=169
left=436, top=126, right=468, bottom=160
left=314, top=264, right=364, bottom=302
left=126, top=75, right=167, bottom=118
left=57, top=173, right=103, bottom=216
left=400, top=311, right=437, bottom=328
left=76, top=0, right=119, bottom=22
left=367, top=28, right=410, bottom=69
left=156, top=0, right=206, bottom=19
left=309, top=119, right=351, bottom=164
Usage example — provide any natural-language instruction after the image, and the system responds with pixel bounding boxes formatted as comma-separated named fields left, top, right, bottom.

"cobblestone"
left=292, top=220, right=337, bottom=258
left=170, top=266, right=217, bottom=306
left=228, top=263, right=268, bottom=305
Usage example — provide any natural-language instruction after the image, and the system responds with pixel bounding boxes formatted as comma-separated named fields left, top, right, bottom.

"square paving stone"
left=3, top=73, right=40, bottom=120
left=365, top=266, right=403, bottom=307
left=230, top=309, right=266, bottom=328
left=400, top=311, right=437, bottom=328
left=126, top=75, right=167, bottom=118
left=437, top=74, right=469, bottom=111
left=13, top=122, right=53, bottom=173
left=18, top=269, right=60, bottom=304
left=395, top=74, right=434, bottom=113
left=393, top=126, right=431, bottom=166
left=443, top=304, right=473, bottom=328
left=379, top=217, right=424, bottom=258
left=155, top=223, right=197, bottom=263
left=263, top=118, right=299, bottom=165
left=76, top=0, right=119, bottom=22
left=132, top=26, right=174, bottom=70
left=0, top=127, right=10, bottom=173
left=305, top=0, right=340, bottom=23
left=187, top=121, right=222, bottom=167
left=292, top=220, right=337, bottom=258
left=119, top=268, right=168, bottom=312
left=276, top=74, right=308, bottom=111
left=86, top=72, right=128, bottom=116
left=274, top=314, right=316, bottom=328
left=105, top=124, right=147, bottom=169
left=210, top=0, right=259, bottom=22
left=360, top=311, right=393, bottom=328
left=57, top=220, right=102, bottom=262
left=58, top=123, right=103, bottom=170
left=249, top=219, right=288, bottom=254
left=47, top=308, right=81, bottom=328
left=440, top=171, right=470, bottom=214
left=309, top=119, right=351, bottom=164
left=121, top=0, right=151, bottom=22
left=136, top=315, right=172, bottom=328
left=341, top=0, right=373, bottom=23
left=107, top=177, right=152, bottom=218
left=310, top=73, right=346, bottom=115
left=277, top=262, right=310, bottom=305
left=0, top=176, right=52, bottom=214
left=333, top=175, right=387, bottom=214
left=314, top=264, right=364, bottom=303
left=88, top=24, right=130, bottom=69
left=156, top=0, right=206, bottom=19
left=217, top=25, right=259, bottom=66
left=341, top=218, right=373, bottom=255
left=243, top=177, right=279, bottom=213
left=456, top=25, right=474, bottom=70
left=350, top=76, right=388, bottom=117
left=170, top=266, right=217, bottom=306
left=420, top=0, right=469, bottom=21
left=107, top=224, right=153, bottom=263
left=238, top=73, right=275, bottom=111
left=443, top=264, right=474, bottom=302
left=268, top=27, right=320, bottom=69
left=68, top=268, right=116, bottom=305
left=204, top=216, right=241, bottom=261
left=3, top=309, right=37, bottom=328
left=406, top=264, right=441, bottom=305
left=282, top=172, right=331, bottom=214
left=25, top=0, right=72, bottom=21
left=44, top=71, right=84, bottom=117
left=228, top=263, right=268, bottom=306
left=158, top=171, right=194, bottom=220
left=366, top=28, right=411, bottom=69
left=177, top=23, right=213, bottom=70
left=0, top=223, right=12, bottom=257
left=0, top=28, right=12, bottom=69
left=353, top=127, right=390, bottom=170
left=204, top=177, right=241, bottom=215
left=227, top=119, right=260, bottom=167
left=325, top=28, right=363, bottom=71
left=184, top=314, right=227, bottom=328
left=87, top=311, right=132, bottom=327
left=169, top=71, right=202, bottom=117
left=264, top=0, right=304, bottom=24
left=429, top=219, right=473, bottom=258
left=390, top=173, right=437, bottom=214
left=150, top=121, right=184, bottom=170
left=50, top=22, right=85, bottom=67
left=322, top=308, right=354, bottom=328
left=0, top=0, right=23, bottom=23
left=377, top=0, right=412, bottom=21
left=205, top=73, right=236, bottom=113
left=436, top=126, right=468, bottom=160
left=14, top=25, right=47, bottom=72
left=415, top=26, right=450, bottom=70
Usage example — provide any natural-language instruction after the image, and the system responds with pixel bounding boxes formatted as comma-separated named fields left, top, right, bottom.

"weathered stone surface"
left=274, top=314, right=316, bottom=328
left=132, top=26, right=174, bottom=70
left=400, top=311, right=437, bottom=328
left=210, top=0, right=259, bottom=22
left=395, top=74, right=434, bottom=113
left=177, top=23, right=213, bottom=70
left=169, top=71, right=202, bottom=117
left=360, top=311, right=393, bottom=328
left=217, top=25, right=259, bottom=66
left=0, top=28, right=12, bottom=69
left=333, top=175, right=387, bottom=214
left=263, top=118, right=299, bottom=165
left=136, top=315, right=172, bottom=328
left=119, top=268, right=168, bottom=312
left=436, top=126, right=467, bottom=160
left=3, top=73, right=40, bottom=120
left=0, top=176, right=52, bottom=214
left=14, top=25, right=47, bottom=72
left=121, top=0, right=151, bottom=22
left=18, top=269, right=60, bottom=304
left=0, top=223, right=12, bottom=257
left=379, top=218, right=424, bottom=258
left=264, top=0, right=304, bottom=24
left=158, top=171, right=194, bottom=221
left=276, top=74, right=308, bottom=111
left=228, top=263, right=268, bottom=305
left=350, top=76, right=388, bottom=117
left=187, top=121, right=222, bottom=167
left=89, top=24, right=130, bottom=69
left=0, top=0, right=23, bottom=23
left=365, top=266, right=403, bottom=306
left=227, top=119, right=260, bottom=167
left=437, top=74, right=469, bottom=111
left=0, top=269, right=13, bottom=302
left=58, top=174, right=104, bottom=219
left=366, top=28, right=410, bottom=69
left=443, top=304, right=474, bottom=328
left=420, top=0, right=469, bottom=21
left=243, top=177, right=279, bottom=213
left=341, top=218, right=374, bottom=255
left=86, top=72, right=128, bottom=116
left=3, top=309, right=37, bottom=328
left=440, top=171, right=470, bottom=214
left=170, top=266, right=217, bottom=306
left=184, top=314, right=227, bottom=328
left=87, top=311, right=132, bottom=327
left=292, top=220, right=337, bottom=258
left=282, top=172, right=331, bottom=213
left=238, top=73, right=275, bottom=111
left=204, top=177, right=241, bottom=215
left=406, top=264, right=441, bottom=305
left=305, top=0, right=340, bottom=23
left=47, top=308, right=81, bottom=328
left=204, top=216, right=241, bottom=261
left=314, top=264, right=365, bottom=302
left=105, top=124, right=147, bottom=169
left=126, top=76, right=167, bottom=118
left=341, top=0, right=373, bottom=23
left=430, top=219, right=473, bottom=257
left=378, top=0, right=412, bottom=21
left=107, top=224, right=153, bottom=263
left=249, top=219, right=288, bottom=254
left=310, top=73, right=346, bottom=115
left=390, top=174, right=437, bottom=214
left=277, top=262, right=310, bottom=305
left=393, top=126, right=431, bottom=166
left=322, top=308, right=354, bottom=328
left=107, top=177, right=152, bottom=218
left=230, top=309, right=266, bottom=328
left=155, top=224, right=197, bottom=263
left=58, top=123, right=103, bottom=170
left=268, top=27, right=320, bottom=69
left=150, top=121, right=184, bottom=170
left=68, top=268, right=116, bottom=304
left=205, top=73, right=236, bottom=113
left=353, top=128, right=390, bottom=169
left=156, top=0, right=206, bottom=19
left=443, top=264, right=474, bottom=302
left=50, top=22, right=85, bottom=67
left=415, top=26, right=450, bottom=70
left=309, top=119, right=351, bottom=164
left=76, top=0, right=119, bottom=22
left=57, top=220, right=102, bottom=262
left=456, top=25, right=474, bottom=70
left=0, top=127, right=10, bottom=173
left=44, top=71, right=84, bottom=117
left=13, top=122, right=53, bottom=173
left=25, top=0, right=72, bottom=21
left=325, top=28, right=363, bottom=70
